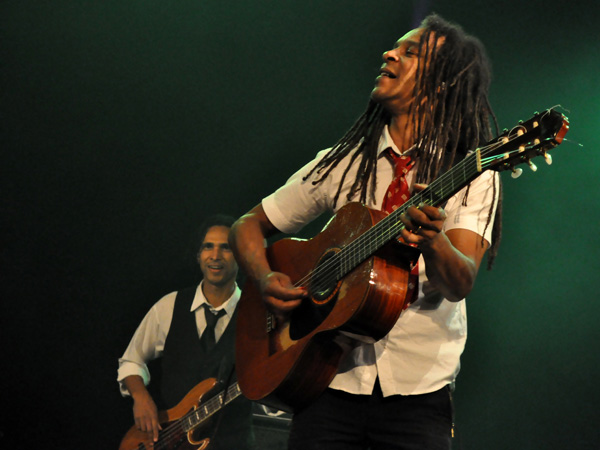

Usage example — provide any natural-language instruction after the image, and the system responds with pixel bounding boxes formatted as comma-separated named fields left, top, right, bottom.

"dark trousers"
left=288, top=380, right=453, bottom=450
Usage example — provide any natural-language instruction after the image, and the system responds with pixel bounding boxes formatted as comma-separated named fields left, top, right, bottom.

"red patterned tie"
left=382, top=149, right=415, bottom=213
left=382, top=148, right=419, bottom=308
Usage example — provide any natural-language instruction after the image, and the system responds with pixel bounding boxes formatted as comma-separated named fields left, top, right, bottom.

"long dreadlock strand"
left=302, top=101, right=390, bottom=207
left=303, top=13, right=503, bottom=268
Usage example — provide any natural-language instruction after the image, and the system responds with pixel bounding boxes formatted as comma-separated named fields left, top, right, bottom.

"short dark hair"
left=196, top=214, right=237, bottom=252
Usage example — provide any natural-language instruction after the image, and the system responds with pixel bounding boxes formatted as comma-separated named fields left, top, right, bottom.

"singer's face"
left=371, top=28, right=444, bottom=115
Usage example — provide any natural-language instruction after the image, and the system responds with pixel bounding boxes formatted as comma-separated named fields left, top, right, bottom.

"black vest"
left=160, top=286, right=254, bottom=450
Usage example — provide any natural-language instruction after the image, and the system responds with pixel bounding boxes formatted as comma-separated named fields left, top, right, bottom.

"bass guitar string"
left=144, top=383, right=239, bottom=449
left=131, top=383, right=240, bottom=449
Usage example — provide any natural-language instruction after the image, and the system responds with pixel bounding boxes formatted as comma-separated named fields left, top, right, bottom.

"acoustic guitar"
left=235, top=108, right=570, bottom=412
left=119, top=378, right=241, bottom=450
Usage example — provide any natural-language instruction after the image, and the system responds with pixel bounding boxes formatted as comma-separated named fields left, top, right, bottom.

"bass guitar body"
left=235, top=203, right=419, bottom=412
left=119, top=378, right=219, bottom=450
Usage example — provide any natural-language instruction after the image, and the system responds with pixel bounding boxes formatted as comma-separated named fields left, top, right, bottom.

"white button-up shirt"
left=116, top=282, right=241, bottom=396
left=262, top=126, right=499, bottom=396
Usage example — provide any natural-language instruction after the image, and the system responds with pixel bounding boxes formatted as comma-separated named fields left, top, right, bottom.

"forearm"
left=123, top=374, right=161, bottom=438
left=229, top=205, right=277, bottom=282
left=420, top=230, right=480, bottom=302
left=230, top=205, right=306, bottom=312
left=123, top=375, right=151, bottom=401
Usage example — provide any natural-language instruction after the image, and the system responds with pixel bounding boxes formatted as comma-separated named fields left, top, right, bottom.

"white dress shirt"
left=117, top=282, right=241, bottom=396
left=262, top=125, right=499, bottom=396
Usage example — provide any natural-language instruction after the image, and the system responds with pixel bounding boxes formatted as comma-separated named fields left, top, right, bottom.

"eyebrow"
left=395, top=39, right=421, bottom=49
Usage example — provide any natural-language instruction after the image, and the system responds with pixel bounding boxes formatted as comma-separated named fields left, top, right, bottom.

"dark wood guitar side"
left=235, top=108, right=569, bottom=413
left=119, top=378, right=242, bottom=450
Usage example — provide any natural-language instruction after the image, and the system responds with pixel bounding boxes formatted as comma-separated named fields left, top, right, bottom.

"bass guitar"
left=119, top=378, right=241, bottom=450
left=235, top=108, right=570, bottom=412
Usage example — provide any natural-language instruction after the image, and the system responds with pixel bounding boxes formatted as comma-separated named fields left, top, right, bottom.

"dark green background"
left=1, top=1, right=598, bottom=449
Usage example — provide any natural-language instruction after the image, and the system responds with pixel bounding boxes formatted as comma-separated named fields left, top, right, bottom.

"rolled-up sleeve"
left=116, top=293, right=175, bottom=396
left=443, top=170, right=500, bottom=245
left=262, top=149, right=335, bottom=234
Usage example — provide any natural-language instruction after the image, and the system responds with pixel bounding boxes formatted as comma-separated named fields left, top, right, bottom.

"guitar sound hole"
left=289, top=248, right=340, bottom=340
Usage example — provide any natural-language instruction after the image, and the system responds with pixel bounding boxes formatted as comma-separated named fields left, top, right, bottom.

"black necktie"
left=200, top=304, right=226, bottom=352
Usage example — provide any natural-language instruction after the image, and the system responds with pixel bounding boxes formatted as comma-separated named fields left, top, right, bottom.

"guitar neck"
left=182, top=382, right=242, bottom=432
left=381, top=150, right=484, bottom=238
left=335, top=150, right=483, bottom=279
left=301, top=108, right=568, bottom=298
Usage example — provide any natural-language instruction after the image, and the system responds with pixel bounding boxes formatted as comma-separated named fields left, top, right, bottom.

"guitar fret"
left=183, top=416, right=191, bottom=431
left=331, top=149, right=487, bottom=282
left=233, top=109, right=568, bottom=415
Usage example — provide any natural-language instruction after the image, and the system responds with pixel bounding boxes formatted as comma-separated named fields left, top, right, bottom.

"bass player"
left=118, top=214, right=255, bottom=449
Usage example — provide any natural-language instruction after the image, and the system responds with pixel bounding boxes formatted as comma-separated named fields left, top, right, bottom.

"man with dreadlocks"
left=230, top=13, right=501, bottom=450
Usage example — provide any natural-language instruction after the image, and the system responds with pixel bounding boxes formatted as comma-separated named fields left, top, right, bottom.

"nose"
left=209, top=247, right=222, bottom=260
left=382, top=49, right=399, bottom=62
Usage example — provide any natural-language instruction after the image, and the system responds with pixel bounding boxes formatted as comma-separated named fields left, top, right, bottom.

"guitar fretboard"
left=182, top=382, right=242, bottom=432
left=295, top=108, right=567, bottom=303
left=309, top=149, right=485, bottom=295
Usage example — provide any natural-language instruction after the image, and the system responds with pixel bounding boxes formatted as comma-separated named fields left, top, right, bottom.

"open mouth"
left=380, top=69, right=397, bottom=79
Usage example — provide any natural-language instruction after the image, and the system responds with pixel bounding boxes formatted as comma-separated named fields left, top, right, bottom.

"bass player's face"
left=197, top=226, right=238, bottom=288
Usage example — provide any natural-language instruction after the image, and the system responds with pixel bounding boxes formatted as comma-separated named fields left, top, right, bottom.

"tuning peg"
left=543, top=152, right=553, bottom=165
left=528, top=161, right=538, bottom=172
left=511, top=167, right=523, bottom=179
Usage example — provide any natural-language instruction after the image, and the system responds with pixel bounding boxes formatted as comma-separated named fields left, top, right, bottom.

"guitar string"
left=304, top=124, right=559, bottom=295
left=146, top=383, right=240, bottom=449
left=290, top=119, right=555, bottom=294
left=295, top=149, right=485, bottom=293
left=290, top=138, right=502, bottom=291
left=131, top=112, right=562, bottom=448
left=296, top=108, right=563, bottom=292
left=292, top=141, right=488, bottom=292
left=303, top=138, right=542, bottom=294
left=137, top=383, right=241, bottom=449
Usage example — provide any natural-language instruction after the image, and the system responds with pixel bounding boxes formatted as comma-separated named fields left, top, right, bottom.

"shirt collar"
left=377, top=125, right=416, bottom=158
left=190, top=281, right=241, bottom=317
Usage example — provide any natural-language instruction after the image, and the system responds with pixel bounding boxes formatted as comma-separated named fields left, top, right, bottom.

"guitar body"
left=236, top=108, right=569, bottom=413
left=235, top=202, right=419, bottom=412
left=119, top=378, right=219, bottom=450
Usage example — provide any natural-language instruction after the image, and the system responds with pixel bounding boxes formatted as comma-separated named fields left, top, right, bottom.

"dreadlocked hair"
left=304, top=13, right=502, bottom=269
left=302, top=101, right=391, bottom=207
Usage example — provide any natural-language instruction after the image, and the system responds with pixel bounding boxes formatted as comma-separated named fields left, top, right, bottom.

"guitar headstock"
left=478, top=108, right=569, bottom=177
